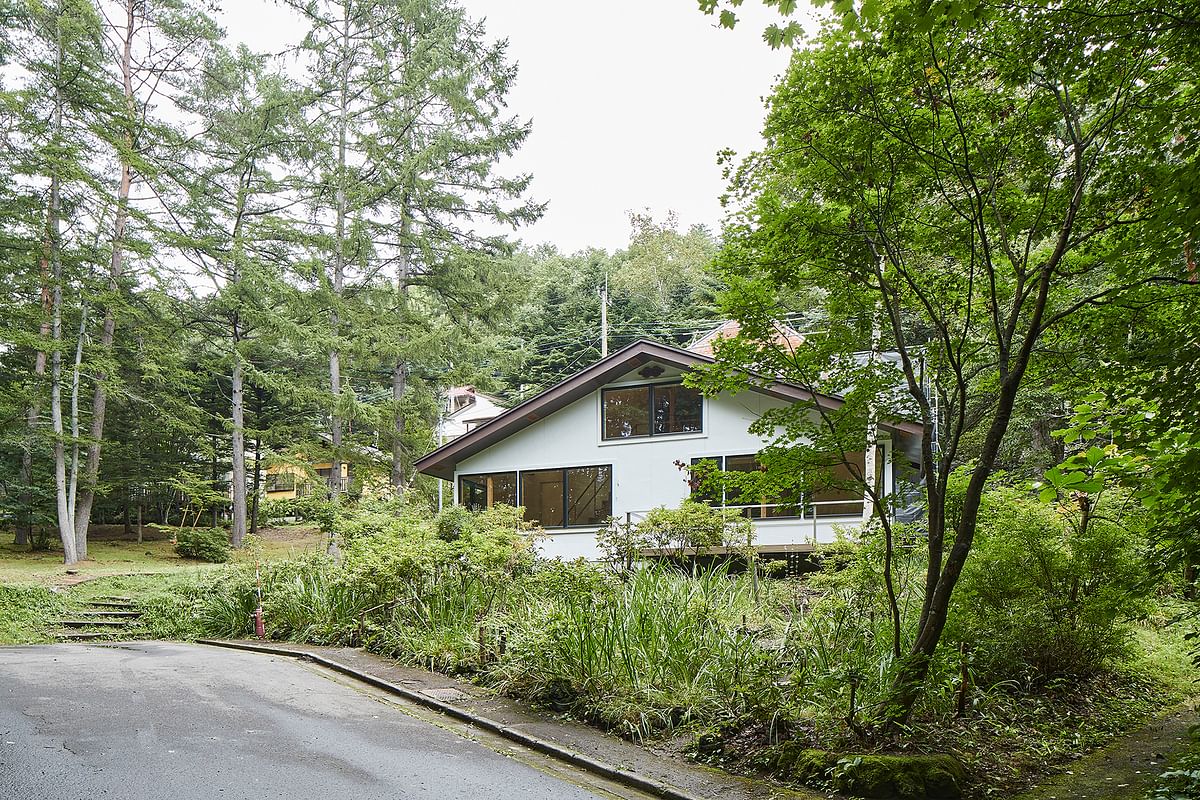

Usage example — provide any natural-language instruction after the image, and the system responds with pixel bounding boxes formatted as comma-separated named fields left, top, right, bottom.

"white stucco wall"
left=452, top=368, right=892, bottom=560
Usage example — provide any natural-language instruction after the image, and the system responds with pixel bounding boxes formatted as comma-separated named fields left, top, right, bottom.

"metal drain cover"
left=420, top=687, right=471, bottom=703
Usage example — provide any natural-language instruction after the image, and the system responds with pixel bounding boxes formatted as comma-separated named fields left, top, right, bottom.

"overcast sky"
left=217, top=1, right=811, bottom=253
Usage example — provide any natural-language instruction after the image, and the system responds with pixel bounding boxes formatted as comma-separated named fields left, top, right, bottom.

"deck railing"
left=622, top=499, right=868, bottom=544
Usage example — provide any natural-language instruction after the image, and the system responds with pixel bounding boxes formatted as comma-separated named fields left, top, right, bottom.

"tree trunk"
left=48, top=170, right=77, bottom=564
left=210, top=432, right=219, bottom=528
left=327, top=5, right=351, bottom=500
left=391, top=360, right=407, bottom=489
left=390, top=201, right=413, bottom=492
left=74, top=0, right=136, bottom=554
left=250, top=431, right=262, bottom=536
left=45, top=26, right=77, bottom=565
left=230, top=337, right=247, bottom=548
left=886, top=272, right=1056, bottom=724
left=16, top=268, right=53, bottom=547
left=861, top=300, right=882, bottom=524
left=68, top=303, right=87, bottom=558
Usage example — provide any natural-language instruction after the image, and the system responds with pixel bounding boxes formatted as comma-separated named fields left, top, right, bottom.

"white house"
left=441, top=386, right=506, bottom=441
left=414, top=339, right=921, bottom=561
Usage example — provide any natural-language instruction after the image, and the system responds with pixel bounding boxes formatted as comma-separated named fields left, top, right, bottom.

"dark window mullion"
left=647, top=385, right=656, bottom=437
left=561, top=468, right=569, bottom=528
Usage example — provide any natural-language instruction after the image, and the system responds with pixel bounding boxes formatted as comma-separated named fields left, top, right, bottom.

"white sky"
left=217, top=1, right=815, bottom=253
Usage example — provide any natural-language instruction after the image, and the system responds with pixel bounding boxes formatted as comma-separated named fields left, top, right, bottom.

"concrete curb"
left=197, top=638, right=706, bottom=800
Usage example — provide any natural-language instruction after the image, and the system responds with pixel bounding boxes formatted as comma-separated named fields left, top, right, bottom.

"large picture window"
left=460, top=466, right=612, bottom=528
left=566, top=465, right=613, bottom=527
left=810, top=451, right=881, bottom=517
left=689, top=455, right=802, bottom=519
left=602, top=383, right=702, bottom=440
left=458, top=472, right=517, bottom=512
left=689, top=451, right=880, bottom=519
left=520, top=469, right=565, bottom=528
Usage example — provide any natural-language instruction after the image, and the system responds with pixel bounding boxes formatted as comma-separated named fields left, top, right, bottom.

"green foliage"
left=830, top=753, right=966, bottom=800
left=696, top=0, right=1197, bottom=719
left=434, top=504, right=473, bottom=542
left=174, top=527, right=232, bottom=563
left=498, top=215, right=721, bottom=398
left=634, top=500, right=755, bottom=554
left=289, top=494, right=337, bottom=534
left=950, top=488, right=1150, bottom=683
left=258, top=498, right=295, bottom=524
left=595, top=515, right=650, bottom=571
left=0, top=585, right=69, bottom=644
left=1047, top=390, right=1200, bottom=583
left=1147, top=727, right=1200, bottom=800
left=497, top=563, right=776, bottom=739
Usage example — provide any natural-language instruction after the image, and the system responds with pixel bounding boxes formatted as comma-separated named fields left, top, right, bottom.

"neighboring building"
left=688, top=319, right=806, bottom=358
left=440, top=387, right=506, bottom=441
left=258, top=435, right=384, bottom=502
left=414, top=339, right=921, bottom=561
left=261, top=461, right=350, bottom=502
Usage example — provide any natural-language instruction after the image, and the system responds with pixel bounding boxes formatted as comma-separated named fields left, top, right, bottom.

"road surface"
left=0, top=641, right=641, bottom=799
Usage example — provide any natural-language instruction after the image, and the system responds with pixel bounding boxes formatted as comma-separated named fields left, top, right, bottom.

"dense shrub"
left=174, top=527, right=232, bottom=563
left=258, top=498, right=295, bottom=524
left=634, top=500, right=755, bottom=554
left=289, top=493, right=337, bottom=533
left=949, top=486, right=1150, bottom=683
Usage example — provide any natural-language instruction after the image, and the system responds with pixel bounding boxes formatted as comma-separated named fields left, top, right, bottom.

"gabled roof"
left=414, top=338, right=920, bottom=480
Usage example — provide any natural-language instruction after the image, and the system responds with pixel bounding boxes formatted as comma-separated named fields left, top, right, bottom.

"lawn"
left=0, top=524, right=325, bottom=586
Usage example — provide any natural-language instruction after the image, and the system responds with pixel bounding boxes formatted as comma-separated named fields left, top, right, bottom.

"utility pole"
left=600, top=275, right=609, bottom=357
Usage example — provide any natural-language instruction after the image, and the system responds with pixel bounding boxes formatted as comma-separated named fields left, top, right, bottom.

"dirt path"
left=1016, top=701, right=1199, bottom=800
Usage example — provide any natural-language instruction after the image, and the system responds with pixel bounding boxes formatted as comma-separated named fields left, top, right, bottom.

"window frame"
left=688, top=454, right=803, bottom=519
left=457, top=464, right=613, bottom=529
left=458, top=471, right=518, bottom=512
left=264, top=472, right=296, bottom=493
left=601, top=381, right=703, bottom=441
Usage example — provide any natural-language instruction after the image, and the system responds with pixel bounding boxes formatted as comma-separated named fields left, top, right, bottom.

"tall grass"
left=370, top=569, right=506, bottom=672
left=496, top=564, right=785, bottom=738
left=0, top=585, right=70, bottom=643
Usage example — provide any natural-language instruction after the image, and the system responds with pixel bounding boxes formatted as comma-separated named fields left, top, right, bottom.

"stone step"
left=87, top=601, right=136, bottom=609
left=74, top=610, right=141, bottom=618
left=58, top=619, right=132, bottom=628
left=95, top=595, right=132, bottom=601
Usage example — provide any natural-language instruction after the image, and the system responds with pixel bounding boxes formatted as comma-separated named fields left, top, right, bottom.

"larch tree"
left=11, top=0, right=117, bottom=563
left=289, top=0, right=540, bottom=494
left=69, top=0, right=221, bottom=556
left=164, top=44, right=304, bottom=547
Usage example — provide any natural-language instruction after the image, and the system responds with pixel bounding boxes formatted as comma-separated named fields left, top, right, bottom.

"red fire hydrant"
left=253, top=605, right=265, bottom=639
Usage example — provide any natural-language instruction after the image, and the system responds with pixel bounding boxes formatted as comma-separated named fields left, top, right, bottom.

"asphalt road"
left=0, top=641, right=626, bottom=800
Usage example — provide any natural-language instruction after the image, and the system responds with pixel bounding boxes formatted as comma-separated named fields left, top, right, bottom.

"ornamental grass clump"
left=497, top=563, right=785, bottom=739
